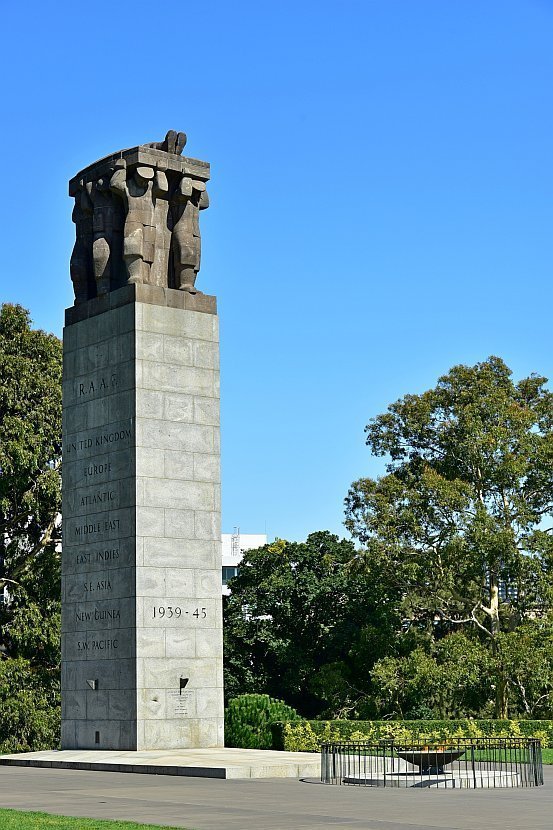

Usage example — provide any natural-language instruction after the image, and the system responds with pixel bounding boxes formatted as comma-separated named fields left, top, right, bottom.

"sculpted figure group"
left=70, top=131, right=209, bottom=303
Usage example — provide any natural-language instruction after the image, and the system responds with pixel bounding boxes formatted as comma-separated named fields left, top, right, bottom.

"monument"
left=61, top=131, right=224, bottom=750
left=0, top=130, right=335, bottom=778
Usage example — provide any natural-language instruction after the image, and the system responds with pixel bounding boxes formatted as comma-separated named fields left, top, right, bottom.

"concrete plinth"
left=0, top=749, right=320, bottom=780
left=342, top=770, right=523, bottom=788
left=61, top=285, right=223, bottom=751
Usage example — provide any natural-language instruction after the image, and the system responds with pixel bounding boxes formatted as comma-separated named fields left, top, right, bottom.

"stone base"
left=0, top=749, right=320, bottom=780
left=342, top=770, right=523, bottom=788
left=65, top=283, right=216, bottom=326
left=62, top=291, right=223, bottom=750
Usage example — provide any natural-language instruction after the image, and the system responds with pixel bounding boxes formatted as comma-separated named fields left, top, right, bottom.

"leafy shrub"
left=0, top=658, right=60, bottom=753
left=273, top=719, right=553, bottom=751
left=279, top=721, right=341, bottom=752
left=225, top=694, right=301, bottom=749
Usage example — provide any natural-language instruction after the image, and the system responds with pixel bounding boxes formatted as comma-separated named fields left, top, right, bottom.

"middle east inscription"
left=61, top=131, right=223, bottom=751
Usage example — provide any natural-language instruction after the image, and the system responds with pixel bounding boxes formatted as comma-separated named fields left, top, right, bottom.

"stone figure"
left=170, top=176, right=209, bottom=293
left=88, top=175, right=124, bottom=296
left=145, top=129, right=187, bottom=155
left=69, top=132, right=210, bottom=301
left=110, top=159, right=169, bottom=285
left=69, top=180, right=94, bottom=304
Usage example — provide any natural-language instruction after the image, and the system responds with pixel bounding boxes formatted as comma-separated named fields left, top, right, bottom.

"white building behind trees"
left=221, top=529, right=267, bottom=595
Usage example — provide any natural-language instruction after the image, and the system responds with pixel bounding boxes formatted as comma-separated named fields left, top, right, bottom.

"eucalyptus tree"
left=345, top=357, right=553, bottom=717
left=224, top=531, right=400, bottom=717
left=0, top=304, right=62, bottom=750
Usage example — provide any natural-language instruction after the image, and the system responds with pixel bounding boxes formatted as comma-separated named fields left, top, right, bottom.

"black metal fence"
left=321, top=737, right=543, bottom=788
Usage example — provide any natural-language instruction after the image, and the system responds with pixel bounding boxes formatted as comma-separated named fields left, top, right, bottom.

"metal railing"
left=321, top=737, right=543, bottom=788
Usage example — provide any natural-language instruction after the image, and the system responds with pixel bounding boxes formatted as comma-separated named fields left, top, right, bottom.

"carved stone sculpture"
left=69, top=180, right=94, bottom=303
left=90, top=175, right=124, bottom=296
left=145, top=129, right=187, bottom=155
left=110, top=160, right=170, bottom=286
left=69, top=131, right=210, bottom=302
left=170, top=176, right=209, bottom=293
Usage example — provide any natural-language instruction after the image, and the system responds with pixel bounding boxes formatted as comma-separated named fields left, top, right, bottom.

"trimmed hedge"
left=270, top=719, right=553, bottom=751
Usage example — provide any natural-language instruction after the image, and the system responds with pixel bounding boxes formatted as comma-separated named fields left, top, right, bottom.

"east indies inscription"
left=62, top=130, right=223, bottom=751
left=73, top=547, right=121, bottom=566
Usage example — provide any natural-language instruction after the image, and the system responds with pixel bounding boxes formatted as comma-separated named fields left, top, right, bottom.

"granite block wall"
left=61, top=289, right=224, bottom=750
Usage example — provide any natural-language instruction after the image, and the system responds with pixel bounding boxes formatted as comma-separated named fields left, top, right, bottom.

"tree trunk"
left=490, top=575, right=509, bottom=718
left=495, top=672, right=508, bottom=719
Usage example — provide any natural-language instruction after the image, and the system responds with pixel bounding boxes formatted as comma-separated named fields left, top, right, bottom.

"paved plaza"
left=0, top=764, right=550, bottom=830
left=0, top=747, right=320, bottom=779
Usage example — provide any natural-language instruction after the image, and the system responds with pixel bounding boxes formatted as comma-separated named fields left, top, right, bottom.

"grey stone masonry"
left=61, top=286, right=223, bottom=750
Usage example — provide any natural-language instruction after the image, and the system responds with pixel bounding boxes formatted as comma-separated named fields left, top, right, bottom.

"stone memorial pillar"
left=61, top=132, right=224, bottom=750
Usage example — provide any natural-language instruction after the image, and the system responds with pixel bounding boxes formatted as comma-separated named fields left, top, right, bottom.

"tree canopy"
left=0, top=304, right=62, bottom=600
left=1, top=309, right=552, bottom=736
left=0, top=304, right=62, bottom=750
left=224, top=531, right=400, bottom=718
left=345, top=356, right=553, bottom=718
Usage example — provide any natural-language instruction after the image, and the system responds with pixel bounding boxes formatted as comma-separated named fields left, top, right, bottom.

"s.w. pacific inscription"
left=77, top=637, right=119, bottom=652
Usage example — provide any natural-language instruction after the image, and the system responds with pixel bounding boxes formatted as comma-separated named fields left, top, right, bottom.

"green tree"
left=345, top=357, right=553, bottom=718
left=499, top=618, right=553, bottom=718
left=224, top=531, right=400, bottom=718
left=0, top=304, right=62, bottom=750
left=370, top=633, right=491, bottom=719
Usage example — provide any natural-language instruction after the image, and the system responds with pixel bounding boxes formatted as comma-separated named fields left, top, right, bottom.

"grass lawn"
left=0, top=810, right=191, bottom=829
left=542, top=749, right=553, bottom=764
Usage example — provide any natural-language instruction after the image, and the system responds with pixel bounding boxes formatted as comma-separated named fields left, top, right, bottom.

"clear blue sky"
left=1, top=1, right=551, bottom=542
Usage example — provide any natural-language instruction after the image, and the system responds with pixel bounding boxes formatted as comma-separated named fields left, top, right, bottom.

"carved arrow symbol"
left=180, top=677, right=189, bottom=695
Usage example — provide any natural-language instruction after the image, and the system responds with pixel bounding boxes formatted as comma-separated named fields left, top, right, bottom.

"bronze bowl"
left=395, top=748, right=466, bottom=774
